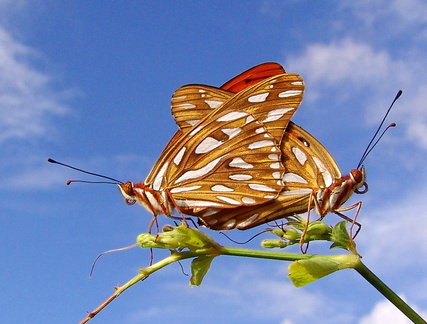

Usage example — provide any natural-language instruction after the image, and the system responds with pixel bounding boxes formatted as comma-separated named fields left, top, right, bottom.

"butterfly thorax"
left=314, top=167, right=366, bottom=216
left=118, top=182, right=174, bottom=216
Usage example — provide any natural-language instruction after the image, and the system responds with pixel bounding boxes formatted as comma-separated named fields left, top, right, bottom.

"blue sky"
left=1, top=1, right=427, bottom=323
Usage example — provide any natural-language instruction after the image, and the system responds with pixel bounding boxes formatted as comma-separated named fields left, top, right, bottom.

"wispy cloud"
left=285, top=39, right=408, bottom=102
left=0, top=26, right=74, bottom=143
left=284, top=37, right=427, bottom=152
left=359, top=297, right=427, bottom=324
left=347, top=0, right=427, bottom=28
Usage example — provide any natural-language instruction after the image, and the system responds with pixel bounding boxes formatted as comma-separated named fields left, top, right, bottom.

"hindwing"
left=195, top=122, right=342, bottom=229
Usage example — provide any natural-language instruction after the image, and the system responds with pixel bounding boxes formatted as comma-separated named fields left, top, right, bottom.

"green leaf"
left=329, top=221, right=358, bottom=254
left=136, top=223, right=220, bottom=252
left=288, top=254, right=360, bottom=287
left=190, top=255, right=215, bottom=286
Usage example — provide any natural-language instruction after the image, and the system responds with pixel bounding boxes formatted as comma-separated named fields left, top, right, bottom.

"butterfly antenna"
left=357, top=90, right=402, bottom=169
left=47, top=158, right=123, bottom=184
left=89, top=242, right=139, bottom=278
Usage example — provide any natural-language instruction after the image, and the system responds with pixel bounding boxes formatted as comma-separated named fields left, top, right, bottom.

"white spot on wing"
left=170, top=185, right=202, bottom=193
left=268, top=154, right=279, bottom=160
left=152, top=162, right=169, bottom=190
left=229, top=174, right=253, bottom=180
left=278, top=90, right=302, bottom=97
left=185, top=119, right=199, bottom=126
left=229, top=157, right=253, bottom=169
left=272, top=171, right=281, bottom=179
left=255, top=127, right=265, bottom=134
left=173, top=146, right=186, bottom=165
left=221, top=127, right=241, bottom=139
left=217, top=196, right=241, bottom=205
left=223, top=219, right=237, bottom=229
left=281, top=188, right=312, bottom=196
left=176, top=103, right=196, bottom=109
left=248, top=92, right=269, bottom=102
left=175, top=199, right=223, bottom=208
left=264, top=194, right=276, bottom=199
left=242, top=197, right=256, bottom=204
left=283, top=172, right=308, bottom=184
left=248, top=140, right=275, bottom=149
left=217, top=111, right=248, bottom=122
left=313, top=157, right=333, bottom=186
left=201, top=208, right=220, bottom=217
left=292, top=147, right=307, bottom=165
left=262, top=108, right=294, bottom=123
left=211, top=184, right=234, bottom=192
left=270, top=162, right=281, bottom=169
left=205, top=100, right=223, bottom=109
left=195, top=136, right=223, bottom=154
left=236, top=214, right=259, bottom=229
left=248, top=183, right=276, bottom=192
left=189, top=125, right=203, bottom=136
left=174, top=156, right=222, bottom=184
left=291, top=81, right=303, bottom=86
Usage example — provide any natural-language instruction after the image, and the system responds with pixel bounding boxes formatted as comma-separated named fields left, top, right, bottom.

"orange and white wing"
left=144, top=109, right=285, bottom=210
left=171, top=73, right=304, bottom=144
left=195, top=122, right=342, bottom=230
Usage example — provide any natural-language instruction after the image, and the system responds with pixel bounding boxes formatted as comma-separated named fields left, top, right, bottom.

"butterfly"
left=118, top=64, right=305, bottom=225
left=158, top=63, right=367, bottom=231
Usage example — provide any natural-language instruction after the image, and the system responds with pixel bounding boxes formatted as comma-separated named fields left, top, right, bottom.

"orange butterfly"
left=162, top=63, right=366, bottom=230
left=118, top=64, right=305, bottom=225
left=119, top=63, right=367, bottom=232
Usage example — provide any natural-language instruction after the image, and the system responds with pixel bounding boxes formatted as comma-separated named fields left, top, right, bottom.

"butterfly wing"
left=164, top=63, right=289, bottom=155
left=221, top=62, right=286, bottom=93
left=171, top=73, right=304, bottom=144
left=195, top=122, right=342, bottom=230
left=144, top=74, right=306, bottom=210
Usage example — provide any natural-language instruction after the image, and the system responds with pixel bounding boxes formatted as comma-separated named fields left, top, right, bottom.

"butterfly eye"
left=125, top=199, right=136, bottom=206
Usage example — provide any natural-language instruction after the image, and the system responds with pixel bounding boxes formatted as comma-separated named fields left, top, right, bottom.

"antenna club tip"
left=66, top=180, right=72, bottom=185
left=390, top=122, right=397, bottom=127
left=47, top=158, right=55, bottom=163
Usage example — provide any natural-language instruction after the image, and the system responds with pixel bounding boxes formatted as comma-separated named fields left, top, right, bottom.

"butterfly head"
left=117, top=182, right=137, bottom=205
left=350, top=166, right=368, bottom=194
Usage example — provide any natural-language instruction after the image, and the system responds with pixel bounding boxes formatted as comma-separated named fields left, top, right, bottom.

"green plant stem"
left=220, top=245, right=312, bottom=261
left=80, top=244, right=425, bottom=324
left=354, top=260, right=426, bottom=324
left=79, top=251, right=201, bottom=324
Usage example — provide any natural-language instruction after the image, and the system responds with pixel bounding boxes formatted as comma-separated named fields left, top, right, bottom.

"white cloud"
left=359, top=298, right=426, bottom=324
left=347, top=0, right=427, bottom=27
left=359, top=183, right=427, bottom=269
left=284, top=38, right=427, bottom=152
left=0, top=26, right=74, bottom=143
left=285, top=39, right=407, bottom=96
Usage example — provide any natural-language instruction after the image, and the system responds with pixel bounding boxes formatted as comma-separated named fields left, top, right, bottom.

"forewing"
left=146, top=110, right=284, bottom=210
left=171, top=73, right=305, bottom=144
left=163, top=63, right=287, bottom=157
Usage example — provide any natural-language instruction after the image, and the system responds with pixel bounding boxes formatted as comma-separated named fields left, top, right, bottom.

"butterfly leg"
left=164, top=189, right=193, bottom=227
left=334, top=201, right=363, bottom=239
left=299, top=191, right=317, bottom=252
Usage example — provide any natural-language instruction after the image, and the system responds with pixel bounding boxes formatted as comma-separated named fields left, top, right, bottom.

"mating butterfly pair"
left=118, top=63, right=367, bottom=231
